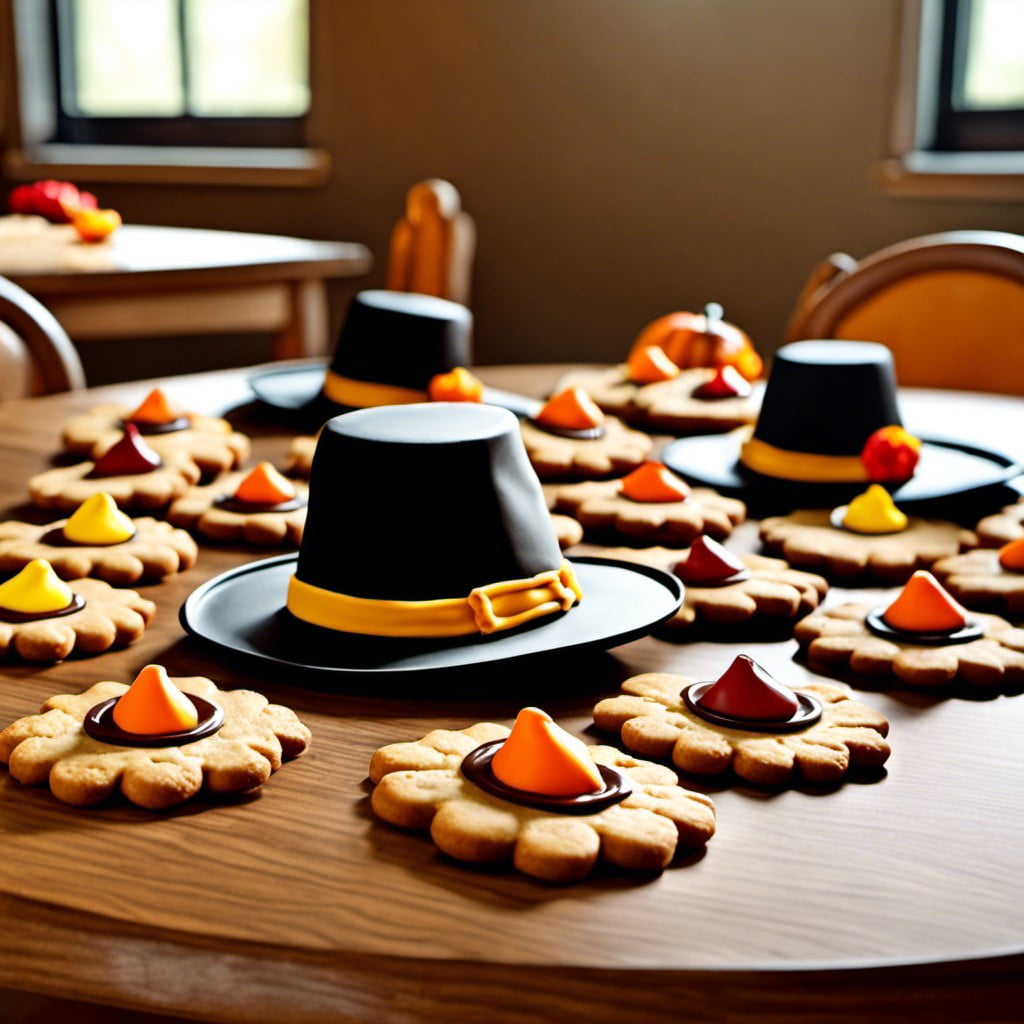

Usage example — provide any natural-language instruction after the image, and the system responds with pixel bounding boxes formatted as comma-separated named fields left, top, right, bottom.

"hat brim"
left=179, top=555, right=682, bottom=681
left=247, top=361, right=541, bottom=423
left=661, top=431, right=1021, bottom=513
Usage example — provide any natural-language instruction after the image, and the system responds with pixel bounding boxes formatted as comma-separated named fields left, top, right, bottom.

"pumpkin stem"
left=703, top=301, right=724, bottom=333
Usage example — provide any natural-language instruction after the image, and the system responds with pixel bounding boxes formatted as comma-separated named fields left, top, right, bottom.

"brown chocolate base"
left=0, top=593, right=86, bottom=624
left=40, top=527, right=135, bottom=548
left=122, top=416, right=191, bottom=435
left=214, top=495, right=306, bottom=515
left=681, top=681, right=823, bottom=734
left=82, top=693, right=224, bottom=748
left=461, top=738, right=632, bottom=814
left=528, top=418, right=604, bottom=442
left=673, top=567, right=751, bottom=587
left=865, top=609, right=984, bottom=646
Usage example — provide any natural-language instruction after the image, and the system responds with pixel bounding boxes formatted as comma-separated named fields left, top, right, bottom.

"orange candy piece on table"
left=619, top=461, right=690, bottom=503
left=998, top=538, right=1024, bottom=573
left=128, top=388, right=183, bottom=426
left=882, top=570, right=968, bottom=633
left=112, top=665, right=198, bottom=735
left=428, top=366, right=484, bottom=403
left=626, top=345, right=680, bottom=384
left=490, top=707, right=603, bottom=797
left=233, top=462, right=296, bottom=505
left=534, top=387, right=605, bottom=431
left=71, top=207, right=122, bottom=243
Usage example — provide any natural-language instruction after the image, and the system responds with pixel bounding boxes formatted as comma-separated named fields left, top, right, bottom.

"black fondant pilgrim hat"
left=248, top=290, right=539, bottom=426
left=661, top=339, right=1019, bottom=513
left=181, top=403, right=681, bottom=679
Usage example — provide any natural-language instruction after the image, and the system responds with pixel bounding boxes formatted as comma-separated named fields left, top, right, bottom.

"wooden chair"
left=783, top=231, right=1024, bottom=394
left=386, top=179, right=476, bottom=306
left=0, top=274, right=86, bottom=398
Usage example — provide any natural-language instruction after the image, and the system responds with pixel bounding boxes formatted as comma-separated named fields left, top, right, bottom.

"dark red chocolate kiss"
left=88, top=424, right=162, bottom=478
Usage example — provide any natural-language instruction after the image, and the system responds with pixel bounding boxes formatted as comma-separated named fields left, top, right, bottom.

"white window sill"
left=874, top=151, right=1024, bottom=199
left=3, top=144, right=331, bottom=188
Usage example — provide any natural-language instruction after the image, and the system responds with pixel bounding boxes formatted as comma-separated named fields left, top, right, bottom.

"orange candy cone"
left=428, top=366, right=484, bottom=402
left=490, top=707, right=603, bottom=797
left=233, top=462, right=296, bottom=505
left=534, top=387, right=604, bottom=430
left=998, top=538, right=1024, bottom=573
left=128, top=388, right=183, bottom=426
left=619, top=461, right=690, bottom=503
left=882, top=570, right=968, bottom=633
left=112, top=665, right=198, bottom=735
left=626, top=345, right=679, bottom=384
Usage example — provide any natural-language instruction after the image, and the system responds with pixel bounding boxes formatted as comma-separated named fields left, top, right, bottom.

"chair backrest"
left=783, top=231, right=1024, bottom=394
left=0, top=274, right=86, bottom=398
left=386, top=179, right=476, bottom=306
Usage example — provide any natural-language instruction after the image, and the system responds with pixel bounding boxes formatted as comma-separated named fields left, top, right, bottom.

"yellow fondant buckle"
left=287, top=563, right=582, bottom=638
left=322, top=370, right=428, bottom=408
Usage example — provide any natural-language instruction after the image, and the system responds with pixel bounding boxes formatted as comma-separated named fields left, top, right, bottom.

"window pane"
left=68, top=0, right=184, bottom=116
left=186, top=0, right=309, bottom=116
left=961, top=0, right=1024, bottom=109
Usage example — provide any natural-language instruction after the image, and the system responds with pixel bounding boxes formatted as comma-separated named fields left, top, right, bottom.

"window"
left=2, top=0, right=326, bottom=186
left=879, top=0, right=1024, bottom=198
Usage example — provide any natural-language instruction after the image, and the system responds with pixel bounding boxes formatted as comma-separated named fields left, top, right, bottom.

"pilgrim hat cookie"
left=0, top=559, right=155, bottom=662
left=554, top=362, right=760, bottom=436
left=758, top=485, right=976, bottom=583
left=519, top=386, right=654, bottom=480
left=0, top=492, right=198, bottom=585
left=661, top=340, right=1019, bottom=510
left=0, top=664, right=311, bottom=809
left=600, top=537, right=828, bottom=631
left=931, top=539, right=1024, bottom=618
left=29, top=424, right=201, bottom=512
left=180, top=403, right=681, bottom=678
left=167, top=462, right=308, bottom=546
left=61, top=387, right=251, bottom=477
left=593, top=656, right=890, bottom=787
left=794, top=570, right=1024, bottom=690
left=368, top=707, right=716, bottom=883
left=547, top=461, right=746, bottom=546
left=975, top=497, right=1024, bottom=548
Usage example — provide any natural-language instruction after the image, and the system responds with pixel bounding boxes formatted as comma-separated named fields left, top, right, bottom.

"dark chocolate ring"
left=681, top=680, right=823, bottom=734
left=865, top=609, right=984, bottom=646
left=461, top=738, right=632, bottom=814
left=0, top=593, right=86, bottom=624
left=82, top=693, right=224, bottom=748
left=40, top=526, right=135, bottom=548
left=214, top=495, right=306, bottom=515
left=673, top=566, right=751, bottom=588
left=527, top=418, right=605, bottom=442
left=121, top=416, right=191, bottom=435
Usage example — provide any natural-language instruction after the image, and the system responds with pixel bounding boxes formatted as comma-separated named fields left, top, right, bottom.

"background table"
left=0, top=364, right=1021, bottom=1024
left=4, top=224, right=372, bottom=361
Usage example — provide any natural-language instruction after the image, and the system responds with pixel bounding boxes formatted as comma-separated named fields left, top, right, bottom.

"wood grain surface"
left=0, top=364, right=1021, bottom=1024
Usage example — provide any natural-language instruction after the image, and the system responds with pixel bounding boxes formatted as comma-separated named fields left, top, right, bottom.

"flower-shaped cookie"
left=600, top=545, right=827, bottom=630
left=759, top=509, right=975, bottom=583
left=0, top=576, right=155, bottom=661
left=932, top=548, right=1024, bottom=617
left=369, top=722, right=716, bottom=883
left=520, top=415, right=653, bottom=480
left=975, top=498, right=1024, bottom=548
left=284, top=434, right=317, bottom=479
left=0, top=514, right=198, bottom=585
left=167, top=467, right=309, bottom=546
left=61, top=397, right=251, bottom=477
left=794, top=604, right=1024, bottom=689
left=547, top=479, right=746, bottom=545
left=0, top=675, right=311, bottom=808
left=28, top=451, right=201, bottom=512
left=593, top=673, right=890, bottom=786
left=554, top=366, right=760, bottom=434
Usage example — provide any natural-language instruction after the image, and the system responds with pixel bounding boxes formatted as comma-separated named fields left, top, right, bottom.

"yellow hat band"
left=286, top=563, right=583, bottom=638
left=740, top=434, right=869, bottom=483
left=322, top=370, right=428, bottom=408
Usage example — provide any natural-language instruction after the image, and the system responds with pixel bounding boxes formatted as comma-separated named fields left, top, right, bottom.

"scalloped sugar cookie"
left=600, top=545, right=827, bottom=630
left=555, top=365, right=760, bottom=434
left=794, top=603, right=1024, bottom=689
left=932, top=546, right=1024, bottom=617
left=284, top=434, right=318, bottom=479
left=0, top=514, right=197, bottom=585
left=0, top=675, right=311, bottom=808
left=975, top=498, right=1024, bottom=548
left=520, top=415, right=653, bottom=480
left=369, top=721, right=716, bottom=883
left=759, top=508, right=975, bottom=583
left=593, top=672, right=890, bottom=786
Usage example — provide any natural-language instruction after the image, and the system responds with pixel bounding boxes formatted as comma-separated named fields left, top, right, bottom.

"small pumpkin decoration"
left=627, top=302, right=762, bottom=381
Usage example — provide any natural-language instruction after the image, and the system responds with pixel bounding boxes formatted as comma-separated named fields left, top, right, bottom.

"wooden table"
left=0, top=364, right=1021, bottom=1024
left=3, top=224, right=372, bottom=361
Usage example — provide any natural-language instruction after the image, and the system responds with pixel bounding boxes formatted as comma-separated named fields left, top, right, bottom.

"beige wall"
left=8, top=0, right=1024, bottom=376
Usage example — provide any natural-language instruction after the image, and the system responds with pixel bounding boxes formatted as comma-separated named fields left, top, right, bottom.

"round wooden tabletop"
left=0, top=364, right=1021, bottom=1024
